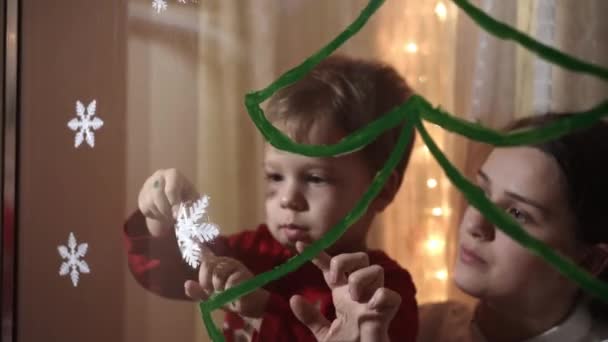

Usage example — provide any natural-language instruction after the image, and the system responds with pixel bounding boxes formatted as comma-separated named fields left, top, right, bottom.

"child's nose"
left=279, top=184, right=307, bottom=211
left=463, top=206, right=495, bottom=241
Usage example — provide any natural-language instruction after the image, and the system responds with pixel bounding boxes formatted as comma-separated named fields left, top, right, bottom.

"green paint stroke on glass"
left=419, top=98, right=608, bottom=146
left=198, top=1, right=608, bottom=340
left=451, top=0, right=608, bottom=81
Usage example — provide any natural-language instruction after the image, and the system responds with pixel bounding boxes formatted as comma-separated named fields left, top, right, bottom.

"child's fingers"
left=184, top=280, right=208, bottom=301
left=171, top=204, right=181, bottom=220
left=367, top=287, right=401, bottom=318
left=198, top=252, right=220, bottom=292
left=347, top=264, right=384, bottom=302
left=163, top=169, right=199, bottom=205
left=295, top=241, right=331, bottom=274
left=211, top=260, right=240, bottom=292
left=329, top=252, right=370, bottom=286
left=223, top=268, right=247, bottom=291
left=163, top=169, right=184, bottom=206
left=138, top=181, right=163, bottom=220
left=181, top=182, right=200, bottom=203
left=140, top=196, right=163, bottom=221
left=289, top=295, right=330, bottom=341
left=152, top=191, right=173, bottom=223
left=200, top=246, right=217, bottom=260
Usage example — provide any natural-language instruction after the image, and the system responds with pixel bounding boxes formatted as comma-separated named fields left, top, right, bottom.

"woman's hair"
left=505, top=113, right=608, bottom=317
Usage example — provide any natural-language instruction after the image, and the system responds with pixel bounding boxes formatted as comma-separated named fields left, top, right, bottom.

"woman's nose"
left=279, top=183, right=307, bottom=211
left=462, top=206, right=495, bottom=241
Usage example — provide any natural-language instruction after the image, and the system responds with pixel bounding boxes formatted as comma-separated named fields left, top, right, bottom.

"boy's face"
left=263, top=120, right=376, bottom=253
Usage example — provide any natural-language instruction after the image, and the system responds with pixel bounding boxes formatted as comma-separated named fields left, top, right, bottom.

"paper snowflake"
left=153, top=0, right=196, bottom=13
left=175, top=195, right=221, bottom=268
left=58, top=232, right=90, bottom=287
left=67, top=100, right=104, bottom=148
left=152, top=0, right=168, bottom=13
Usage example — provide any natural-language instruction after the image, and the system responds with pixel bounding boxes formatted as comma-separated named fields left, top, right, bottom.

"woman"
left=419, top=113, right=608, bottom=342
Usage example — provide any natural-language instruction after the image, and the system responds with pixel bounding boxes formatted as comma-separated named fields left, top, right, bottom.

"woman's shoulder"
left=419, top=300, right=472, bottom=316
left=590, top=316, right=608, bottom=341
left=417, top=301, right=475, bottom=342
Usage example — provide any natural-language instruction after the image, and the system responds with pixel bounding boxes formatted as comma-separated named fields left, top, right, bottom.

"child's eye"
left=507, top=207, right=531, bottom=224
left=265, top=172, right=283, bottom=182
left=306, top=175, right=327, bottom=184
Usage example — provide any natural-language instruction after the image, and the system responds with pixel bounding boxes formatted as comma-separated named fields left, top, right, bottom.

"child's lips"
left=279, top=224, right=309, bottom=241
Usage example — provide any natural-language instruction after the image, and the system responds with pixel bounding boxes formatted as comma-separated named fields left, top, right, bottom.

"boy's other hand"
left=184, top=247, right=270, bottom=318
left=290, top=242, right=401, bottom=342
left=138, top=168, right=199, bottom=237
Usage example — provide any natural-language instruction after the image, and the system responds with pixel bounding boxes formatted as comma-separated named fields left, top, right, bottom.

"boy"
left=124, top=55, right=418, bottom=341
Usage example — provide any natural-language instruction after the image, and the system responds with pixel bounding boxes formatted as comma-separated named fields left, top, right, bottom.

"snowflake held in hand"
left=152, top=0, right=168, bottom=13
left=175, top=195, right=221, bottom=268
left=67, top=100, right=104, bottom=148
left=58, top=232, right=90, bottom=287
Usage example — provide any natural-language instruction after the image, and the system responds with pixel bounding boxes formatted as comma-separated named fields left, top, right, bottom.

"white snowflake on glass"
left=152, top=0, right=168, bottom=13
left=67, top=100, right=104, bottom=148
left=175, top=195, right=221, bottom=268
left=58, top=232, right=90, bottom=287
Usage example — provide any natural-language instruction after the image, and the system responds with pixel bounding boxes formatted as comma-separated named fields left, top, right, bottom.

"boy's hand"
left=138, top=168, right=199, bottom=236
left=290, top=242, right=401, bottom=342
left=184, top=248, right=270, bottom=318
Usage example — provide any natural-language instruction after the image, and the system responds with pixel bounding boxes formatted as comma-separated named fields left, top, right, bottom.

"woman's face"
left=454, top=147, right=585, bottom=309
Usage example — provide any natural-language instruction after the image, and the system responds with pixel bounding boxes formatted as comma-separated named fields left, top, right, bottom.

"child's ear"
left=370, top=171, right=400, bottom=213
left=577, top=243, right=608, bottom=276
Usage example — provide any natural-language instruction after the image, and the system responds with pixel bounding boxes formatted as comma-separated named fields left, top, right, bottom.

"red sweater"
left=124, top=211, right=418, bottom=341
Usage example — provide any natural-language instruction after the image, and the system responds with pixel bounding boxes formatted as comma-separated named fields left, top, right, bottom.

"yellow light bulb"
left=431, top=207, right=443, bottom=216
left=425, top=237, right=445, bottom=254
left=435, top=269, right=448, bottom=281
left=403, top=42, right=418, bottom=54
left=435, top=2, right=447, bottom=21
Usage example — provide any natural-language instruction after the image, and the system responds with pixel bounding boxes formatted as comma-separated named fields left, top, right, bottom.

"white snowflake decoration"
left=152, top=0, right=168, bottom=13
left=152, top=0, right=196, bottom=13
left=175, top=195, right=221, bottom=268
left=67, top=100, right=104, bottom=148
left=58, top=232, right=90, bottom=287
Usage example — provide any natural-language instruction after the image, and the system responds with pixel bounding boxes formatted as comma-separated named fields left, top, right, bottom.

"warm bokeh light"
left=435, top=269, right=448, bottom=281
left=434, top=2, right=447, bottom=21
left=425, top=236, right=445, bottom=254
left=403, top=42, right=418, bottom=54
left=426, top=178, right=438, bottom=188
left=431, top=207, right=443, bottom=216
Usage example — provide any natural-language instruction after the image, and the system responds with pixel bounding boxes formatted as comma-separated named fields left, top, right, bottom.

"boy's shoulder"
left=367, top=249, right=416, bottom=293
left=367, top=249, right=408, bottom=273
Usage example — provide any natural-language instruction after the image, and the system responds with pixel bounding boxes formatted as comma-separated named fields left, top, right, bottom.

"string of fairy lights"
left=377, top=0, right=455, bottom=303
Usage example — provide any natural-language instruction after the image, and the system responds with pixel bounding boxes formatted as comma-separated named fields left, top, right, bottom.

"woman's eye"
left=476, top=181, right=490, bottom=197
left=265, top=173, right=283, bottom=182
left=507, top=207, right=530, bottom=224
